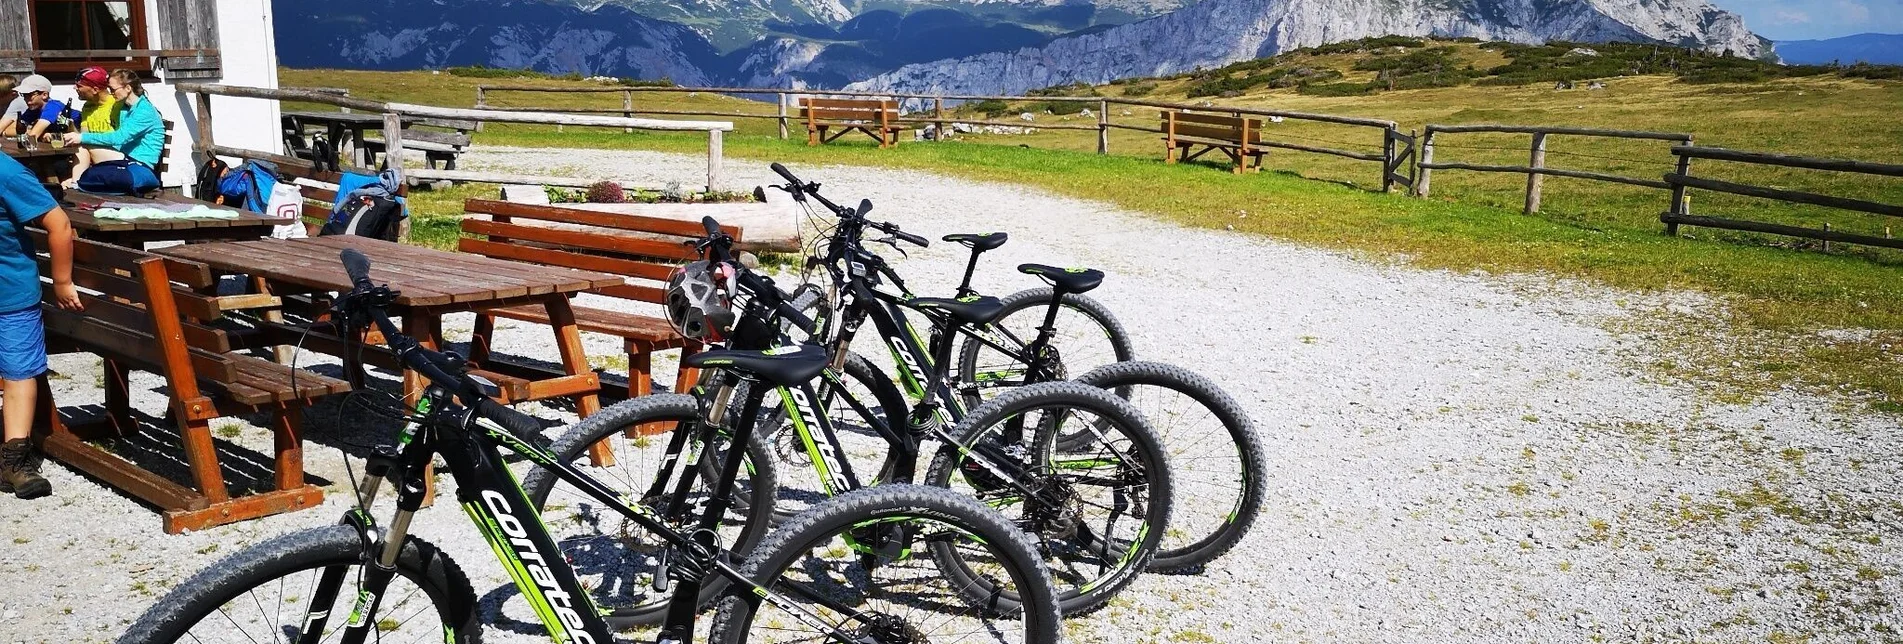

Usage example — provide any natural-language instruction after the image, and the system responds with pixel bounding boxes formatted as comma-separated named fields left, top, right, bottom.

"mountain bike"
left=117, top=246, right=1061, bottom=644
left=533, top=213, right=1172, bottom=618
left=763, top=162, right=1267, bottom=574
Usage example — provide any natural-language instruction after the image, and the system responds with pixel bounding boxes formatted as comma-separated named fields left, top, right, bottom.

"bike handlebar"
left=771, top=162, right=927, bottom=250
left=336, top=250, right=543, bottom=442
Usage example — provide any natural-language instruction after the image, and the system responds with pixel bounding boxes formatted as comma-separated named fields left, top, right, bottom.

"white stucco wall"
left=136, top=0, right=282, bottom=193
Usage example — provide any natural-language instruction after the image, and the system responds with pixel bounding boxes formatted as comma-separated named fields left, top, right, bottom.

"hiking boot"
left=0, top=439, right=50, bottom=499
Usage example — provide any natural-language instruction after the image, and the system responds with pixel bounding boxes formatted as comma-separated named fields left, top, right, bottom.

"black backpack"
left=319, top=193, right=404, bottom=242
left=194, top=157, right=230, bottom=203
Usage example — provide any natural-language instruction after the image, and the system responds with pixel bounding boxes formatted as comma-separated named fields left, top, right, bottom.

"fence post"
left=777, top=93, right=789, bottom=141
left=473, top=88, right=486, bottom=132
left=1097, top=99, right=1109, bottom=155
left=1408, top=128, right=1420, bottom=190
left=1666, top=135, right=1693, bottom=236
left=935, top=97, right=946, bottom=142
left=1415, top=129, right=1434, bottom=197
left=1382, top=127, right=1398, bottom=192
left=707, top=129, right=723, bottom=193
left=382, top=112, right=405, bottom=184
left=1525, top=132, right=1548, bottom=214
left=623, top=90, right=634, bottom=134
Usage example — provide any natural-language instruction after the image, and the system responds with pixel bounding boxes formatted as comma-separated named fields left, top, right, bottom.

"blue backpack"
left=217, top=159, right=280, bottom=212
left=75, top=159, right=160, bottom=196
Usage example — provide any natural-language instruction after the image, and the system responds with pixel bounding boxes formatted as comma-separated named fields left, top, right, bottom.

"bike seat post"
left=955, top=246, right=984, bottom=298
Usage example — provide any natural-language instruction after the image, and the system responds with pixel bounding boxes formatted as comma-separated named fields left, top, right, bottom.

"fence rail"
left=180, top=83, right=734, bottom=191
left=1662, top=145, right=1903, bottom=250
left=476, top=84, right=1406, bottom=188
left=1416, top=124, right=1692, bottom=213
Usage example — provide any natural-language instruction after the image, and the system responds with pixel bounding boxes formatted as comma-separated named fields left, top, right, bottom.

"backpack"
left=193, top=157, right=229, bottom=202
left=217, top=159, right=280, bottom=212
left=75, top=159, right=160, bottom=196
left=319, top=194, right=404, bottom=241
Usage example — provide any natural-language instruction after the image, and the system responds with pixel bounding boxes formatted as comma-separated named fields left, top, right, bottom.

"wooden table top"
left=156, top=235, right=624, bottom=308
left=3, top=138, right=79, bottom=159
left=64, top=192, right=288, bottom=233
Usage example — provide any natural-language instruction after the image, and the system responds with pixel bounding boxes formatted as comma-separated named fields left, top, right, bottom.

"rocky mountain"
left=277, top=0, right=1775, bottom=94
left=1774, top=33, right=1903, bottom=66
left=847, top=0, right=1771, bottom=95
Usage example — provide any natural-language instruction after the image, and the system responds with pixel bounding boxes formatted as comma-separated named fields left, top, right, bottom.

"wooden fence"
left=1416, top=124, right=1693, bottom=213
left=178, top=83, right=735, bottom=191
left=474, top=85, right=1406, bottom=190
left=1661, top=146, right=1903, bottom=249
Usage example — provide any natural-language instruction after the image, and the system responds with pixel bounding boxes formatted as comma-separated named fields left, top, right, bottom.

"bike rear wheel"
left=1077, top=361, right=1266, bottom=572
left=956, top=287, right=1134, bottom=410
left=708, top=484, right=1061, bottom=644
left=117, top=525, right=480, bottom=644
left=522, top=394, right=779, bottom=628
left=925, top=381, right=1171, bottom=616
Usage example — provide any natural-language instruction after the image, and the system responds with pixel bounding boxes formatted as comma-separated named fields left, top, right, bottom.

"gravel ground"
left=2, top=146, right=1899, bottom=643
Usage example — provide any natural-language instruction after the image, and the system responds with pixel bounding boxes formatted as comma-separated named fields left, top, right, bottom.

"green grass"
left=280, top=66, right=1903, bottom=409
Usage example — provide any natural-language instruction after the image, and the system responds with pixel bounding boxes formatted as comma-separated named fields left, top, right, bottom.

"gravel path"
left=3, top=147, right=1898, bottom=643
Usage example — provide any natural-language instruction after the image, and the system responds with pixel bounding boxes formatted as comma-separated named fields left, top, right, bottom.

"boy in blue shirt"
left=0, top=152, right=80, bottom=499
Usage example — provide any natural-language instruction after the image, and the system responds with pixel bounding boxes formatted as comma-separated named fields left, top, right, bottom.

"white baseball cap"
left=16, top=74, right=51, bottom=95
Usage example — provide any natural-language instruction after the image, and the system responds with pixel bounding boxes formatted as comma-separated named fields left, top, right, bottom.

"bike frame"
left=309, top=380, right=871, bottom=644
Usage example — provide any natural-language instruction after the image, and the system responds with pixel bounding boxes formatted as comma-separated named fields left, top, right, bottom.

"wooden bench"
left=458, top=199, right=741, bottom=409
left=800, top=98, right=907, bottom=148
left=33, top=232, right=348, bottom=533
left=361, top=123, right=474, bottom=171
left=1160, top=110, right=1265, bottom=174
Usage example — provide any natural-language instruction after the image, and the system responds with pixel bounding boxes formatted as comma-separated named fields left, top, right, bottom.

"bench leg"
left=178, top=415, right=232, bottom=505
left=673, top=341, right=702, bottom=398
left=403, top=313, right=445, bottom=506
left=547, top=299, right=608, bottom=467
left=620, top=345, right=655, bottom=443
left=809, top=127, right=820, bottom=147
left=270, top=403, right=305, bottom=491
left=470, top=313, right=496, bottom=365
left=103, top=359, right=133, bottom=436
left=32, top=373, right=68, bottom=441
left=252, top=276, right=293, bottom=365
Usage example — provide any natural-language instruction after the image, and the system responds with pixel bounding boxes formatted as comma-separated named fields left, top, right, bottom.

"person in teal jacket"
left=59, top=69, right=163, bottom=187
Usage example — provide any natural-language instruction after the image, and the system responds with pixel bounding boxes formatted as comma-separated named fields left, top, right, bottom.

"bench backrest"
left=458, top=199, right=743, bottom=304
left=31, top=230, right=232, bottom=404
left=1160, top=111, right=1261, bottom=145
left=800, top=98, right=898, bottom=126
left=399, top=128, right=471, bottom=148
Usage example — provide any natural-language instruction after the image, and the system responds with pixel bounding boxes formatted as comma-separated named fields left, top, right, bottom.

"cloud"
left=1770, top=9, right=1812, bottom=23
left=1833, top=0, right=1873, bottom=22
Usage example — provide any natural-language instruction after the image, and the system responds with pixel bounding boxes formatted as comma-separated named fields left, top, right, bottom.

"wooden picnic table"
left=3, top=137, right=77, bottom=183
left=155, top=236, right=622, bottom=446
left=283, top=111, right=390, bottom=168
left=63, top=192, right=288, bottom=246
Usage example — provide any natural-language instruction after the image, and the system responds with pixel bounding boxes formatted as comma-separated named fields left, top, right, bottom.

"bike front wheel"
left=708, top=484, right=1061, bottom=644
left=117, top=525, right=481, bottom=644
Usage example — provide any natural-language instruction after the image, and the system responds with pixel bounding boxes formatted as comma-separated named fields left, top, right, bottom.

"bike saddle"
left=685, top=344, right=828, bottom=386
left=1018, top=264, right=1104, bottom=294
left=944, top=232, right=1008, bottom=252
left=909, top=295, right=1007, bottom=326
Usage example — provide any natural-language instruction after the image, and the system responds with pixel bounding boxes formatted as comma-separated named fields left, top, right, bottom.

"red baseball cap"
left=77, top=67, right=109, bottom=89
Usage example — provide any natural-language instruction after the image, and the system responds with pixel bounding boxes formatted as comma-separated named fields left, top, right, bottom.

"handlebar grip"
left=473, top=399, right=544, bottom=442
left=770, top=162, right=801, bottom=186
left=776, top=301, right=816, bottom=335
left=702, top=216, right=721, bottom=236
left=894, top=230, right=929, bottom=248
left=341, top=249, right=372, bottom=289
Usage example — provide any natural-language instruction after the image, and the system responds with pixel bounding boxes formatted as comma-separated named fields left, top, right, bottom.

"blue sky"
left=1718, top=0, right=1902, bottom=40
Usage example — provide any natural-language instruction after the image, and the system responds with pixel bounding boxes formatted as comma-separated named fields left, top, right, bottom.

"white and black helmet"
left=664, top=260, right=737, bottom=341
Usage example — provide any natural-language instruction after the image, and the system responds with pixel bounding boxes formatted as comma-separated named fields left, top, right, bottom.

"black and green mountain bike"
left=116, top=246, right=1061, bottom=644
left=762, top=162, right=1269, bottom=574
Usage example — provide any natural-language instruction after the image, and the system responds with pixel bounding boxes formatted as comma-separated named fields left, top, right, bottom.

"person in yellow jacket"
left=64, top=67, right=127, bottom=187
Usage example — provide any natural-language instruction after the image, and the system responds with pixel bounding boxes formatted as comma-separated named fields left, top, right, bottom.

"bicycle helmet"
left=665, top=260, right=737, bottom=341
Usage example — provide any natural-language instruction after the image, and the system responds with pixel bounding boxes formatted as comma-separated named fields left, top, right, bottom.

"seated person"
left=60, top=70, right=163, bottom=186
left=64, top=67, right=123, bottom=183
left=0, top=75, right=20, bottom=136
left=6, top=75, right=78, bottom=143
